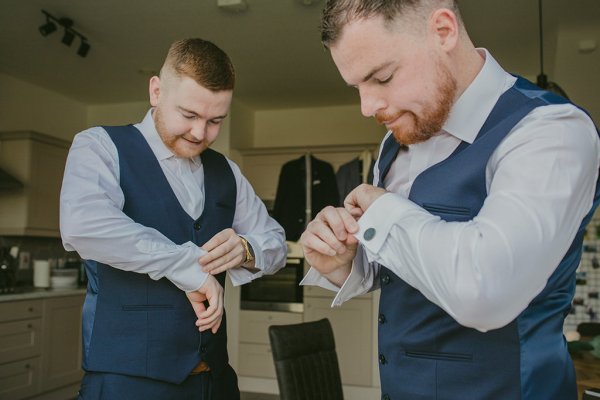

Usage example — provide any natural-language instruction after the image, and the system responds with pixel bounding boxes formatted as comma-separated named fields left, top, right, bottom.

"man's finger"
left=300, top=228, right=338, bottom=257
left=201, top=228, right=233, bottom=252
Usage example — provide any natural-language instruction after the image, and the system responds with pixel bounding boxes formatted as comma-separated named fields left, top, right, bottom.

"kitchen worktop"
left=0, top=287, right=86, bottom=302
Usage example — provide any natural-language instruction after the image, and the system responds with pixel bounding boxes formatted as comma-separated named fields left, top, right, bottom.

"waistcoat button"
left=193, top=222, right=201, bottom=230
left=379, top=354, right=387, bottom=364
left=382, top=395, right=391, bottom=400
left=381, top=275, right=390, bottom=285
left=378, top=314, right=386, bottom=324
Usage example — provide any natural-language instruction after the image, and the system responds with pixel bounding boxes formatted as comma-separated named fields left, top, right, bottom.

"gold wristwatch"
left=239, top=236, right=255, bottom=264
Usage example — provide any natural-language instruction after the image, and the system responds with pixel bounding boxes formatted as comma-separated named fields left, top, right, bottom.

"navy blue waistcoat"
left=376, top=77, right=600, bottom=400
left=81, top=125, right=236, bottom=385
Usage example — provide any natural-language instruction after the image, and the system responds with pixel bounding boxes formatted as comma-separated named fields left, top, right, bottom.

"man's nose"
left=359, top=87, right=386, bottom=118
left=189, top=121, right=206, bottom=141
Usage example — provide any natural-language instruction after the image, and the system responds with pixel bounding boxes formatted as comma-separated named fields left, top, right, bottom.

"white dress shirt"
left=302, top=49, right=600, bottom=332
left=61, top=109, right=286, bottom=292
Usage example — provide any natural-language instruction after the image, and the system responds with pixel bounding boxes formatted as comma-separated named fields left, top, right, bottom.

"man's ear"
left=429, top=8, right=459, bottom=53
left=149, top=76, right=161, bottom=107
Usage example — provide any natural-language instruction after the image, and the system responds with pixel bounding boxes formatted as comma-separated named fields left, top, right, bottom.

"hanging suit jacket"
left=81, top=125, right=238, bottom=395
left=335, top=157, right=376, bottom=205
left=375, top=77, right=600, bottom=400
left=273, top=155, right=339, bottom=241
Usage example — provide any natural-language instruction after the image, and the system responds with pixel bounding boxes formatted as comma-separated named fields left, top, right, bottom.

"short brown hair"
left=162, top=38, right=235, bottom=91
left=320, top=0, right=460, bottom=47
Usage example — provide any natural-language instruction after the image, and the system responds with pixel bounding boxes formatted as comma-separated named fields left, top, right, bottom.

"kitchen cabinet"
left=238, top=310, right=302, bottom=379
left=304, top=296, right=373, bottom=387
left=40, top=295, right=84, bottom=393
left=0, top=299, right=43, bottom=399
left=0, top=293, right=84, bottom=400
left=0, top=131, right=70, bottom=237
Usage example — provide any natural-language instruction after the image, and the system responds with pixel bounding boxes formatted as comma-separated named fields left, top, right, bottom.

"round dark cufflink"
left=363, top=227, right=376, bottom=241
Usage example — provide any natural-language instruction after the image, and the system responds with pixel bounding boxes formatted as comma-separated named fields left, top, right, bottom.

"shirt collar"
left=134, top=108, right=201, bottom=166
left=443, top=48, right=515, bottom=144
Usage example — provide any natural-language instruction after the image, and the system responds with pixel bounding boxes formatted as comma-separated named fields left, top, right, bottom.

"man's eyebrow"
left=178, top=106, right=198, bottom=116
left=361, top=61, right=394, bottom=83
left=178, top=106, right=228, bottom=120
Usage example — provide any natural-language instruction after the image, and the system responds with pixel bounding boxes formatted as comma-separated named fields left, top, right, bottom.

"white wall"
left=0, top=73, right=87, bottom=142
left=252, top=104, right=385, bottom=148
left=554, top=18, right=600, bottom=123
left=230, top=98, right=255, bottom=150
left=86, top=101, right=149, bottom=128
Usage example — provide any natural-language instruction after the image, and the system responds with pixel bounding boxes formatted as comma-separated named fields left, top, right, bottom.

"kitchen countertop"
left=0, top=287, right=86, bottom=302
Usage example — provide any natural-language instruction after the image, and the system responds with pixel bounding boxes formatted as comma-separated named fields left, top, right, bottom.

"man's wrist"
left=239, top=236, right=255, bottom=265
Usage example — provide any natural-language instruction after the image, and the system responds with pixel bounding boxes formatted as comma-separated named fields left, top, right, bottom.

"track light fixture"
left=39, top=9, right=91, bottom=58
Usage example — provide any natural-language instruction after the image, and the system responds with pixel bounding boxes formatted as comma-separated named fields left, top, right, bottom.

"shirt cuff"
left=300, top=246, right=372, bottom=307
left=228, top=267, right=262, bottom=287
left=331, top=245, right=372, bottom=306
left=355, top=192, right=412, bottom=257
left=300, top=267, right=341, bottom=292
left=180, top=243, right=209, bottom=292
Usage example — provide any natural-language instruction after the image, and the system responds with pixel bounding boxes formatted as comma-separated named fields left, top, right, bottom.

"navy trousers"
left=78, top=369, right=240, bottom=400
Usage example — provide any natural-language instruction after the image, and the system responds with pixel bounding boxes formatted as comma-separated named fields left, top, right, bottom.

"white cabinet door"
left=40, top=295, right=84, bottom=392
left=238, top=310, right=303, bottom=379
left=238, top=343, right=277, bottom=379
left=0, top=132, right=69, bottom=237
left=239, top=310, right=303, bottom=345
left=304, top=297, right=373, bottom=387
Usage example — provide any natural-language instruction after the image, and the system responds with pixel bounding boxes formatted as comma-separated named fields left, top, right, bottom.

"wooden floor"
left=573, top=353, right=600, bottom=398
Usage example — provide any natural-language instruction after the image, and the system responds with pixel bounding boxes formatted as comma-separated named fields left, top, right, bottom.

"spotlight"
left=59, top=18, right=75, bottom=46
left=39, top=10, right=91, bottom=58
left=62, top=30, right=75, bottom=46
left=77, top=40, right=90, bottom=58
left=39, top=20, right=57, bottom=36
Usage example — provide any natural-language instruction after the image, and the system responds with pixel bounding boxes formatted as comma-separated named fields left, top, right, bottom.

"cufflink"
left=363, top=228, right=376, bottom=241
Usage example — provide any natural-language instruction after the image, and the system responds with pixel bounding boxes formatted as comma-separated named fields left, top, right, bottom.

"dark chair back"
left=268, top=318, right=344, bottom=400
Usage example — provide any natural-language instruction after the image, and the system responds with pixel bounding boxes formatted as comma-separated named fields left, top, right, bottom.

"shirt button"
left=379, top=354, right=387, bottom=365
left=381, top=275, right=391, bottom=285
left=363, top=227, right=376, bottom=241
left=378, top=314, right=386, bottom=324
left=193, top=222, right=201, bottom=230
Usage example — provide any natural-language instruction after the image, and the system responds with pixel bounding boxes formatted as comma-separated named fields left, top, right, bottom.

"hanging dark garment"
left=273, top=155, right=339, bottom=241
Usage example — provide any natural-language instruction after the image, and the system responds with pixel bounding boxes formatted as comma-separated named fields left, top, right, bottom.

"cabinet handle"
left=24, top=363, right=30, bottom=370
left=28, top=307, right=34, bottom=312
left=27, top=323, right=33, bottom=329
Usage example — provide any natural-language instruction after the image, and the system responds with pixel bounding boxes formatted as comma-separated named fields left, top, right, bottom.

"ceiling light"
left=39, top=19, right=57, bottom=36
left=39, top=10, right=91, bottom=58
left=62, top=30, right=75, bottom=46
left=77, top=40, right=90, bottom=58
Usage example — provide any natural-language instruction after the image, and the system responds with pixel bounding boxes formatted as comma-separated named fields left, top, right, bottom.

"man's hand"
left=186, top=275, right=223, bottom=334
left=199, top=228, right=247, bottom=275
left=299, top=206, right=359, bottom=286
left=344, top=184, right=387, bottom=217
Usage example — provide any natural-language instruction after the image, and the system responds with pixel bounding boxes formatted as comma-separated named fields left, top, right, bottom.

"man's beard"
left=376, top=60, right=457, bottom=145
left=154, top=107, right=206, bottom=158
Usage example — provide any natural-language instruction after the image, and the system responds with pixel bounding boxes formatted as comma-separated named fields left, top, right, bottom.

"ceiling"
left=0, top=0, right=598, bottom=110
